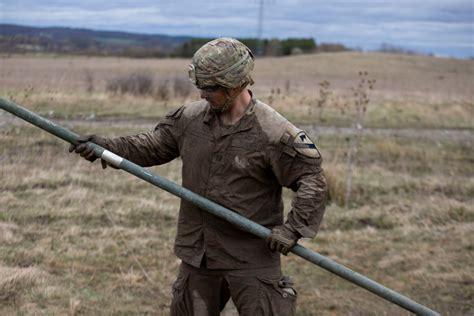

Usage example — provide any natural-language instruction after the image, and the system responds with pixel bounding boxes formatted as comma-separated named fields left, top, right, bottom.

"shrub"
left=84, top=70, right=94, bottom=93
left=173, top=76, right=192, bottom=98
left=325, top=164, right=346, bottom=206
left=106, top=72, right=153, bottom=96
left=155, top=79, right=170, bottom=101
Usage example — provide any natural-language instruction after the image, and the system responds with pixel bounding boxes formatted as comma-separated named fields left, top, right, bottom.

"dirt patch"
left=1, top=111, right=472, bottom=143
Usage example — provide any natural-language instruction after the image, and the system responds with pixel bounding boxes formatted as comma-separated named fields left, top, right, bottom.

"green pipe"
left=0, top=97, right=440, bottom=315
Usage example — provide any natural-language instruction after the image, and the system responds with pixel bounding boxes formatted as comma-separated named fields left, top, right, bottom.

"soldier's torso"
left=172, top=98, right=300, bottom=269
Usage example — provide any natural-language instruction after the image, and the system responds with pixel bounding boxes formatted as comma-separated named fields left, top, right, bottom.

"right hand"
left=266, top=225, right=300, bottom=255
left=69, top=134, right=108, bottom=168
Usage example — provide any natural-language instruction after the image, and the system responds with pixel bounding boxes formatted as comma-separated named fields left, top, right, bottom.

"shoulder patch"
left=165, top=105, right=185, bottom=119
left=156, top=106, right=185, bottom=129
left=292, top=131, right=321, bottom=158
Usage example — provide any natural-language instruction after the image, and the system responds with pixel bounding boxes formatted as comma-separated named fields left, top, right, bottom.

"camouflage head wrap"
left=189, top=38, right=255, bottom=89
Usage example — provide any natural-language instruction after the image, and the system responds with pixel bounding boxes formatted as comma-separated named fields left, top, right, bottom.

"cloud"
left=1, top=0, right=472, bottom=57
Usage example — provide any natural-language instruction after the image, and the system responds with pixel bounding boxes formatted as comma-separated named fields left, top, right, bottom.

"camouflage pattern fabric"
left=189, top=37, right=255, bottom=89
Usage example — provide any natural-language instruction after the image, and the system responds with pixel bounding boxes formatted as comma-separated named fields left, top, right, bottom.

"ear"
left=227, top=85, right=247, bottom=97
left=224, top=87, right=240, bottom=98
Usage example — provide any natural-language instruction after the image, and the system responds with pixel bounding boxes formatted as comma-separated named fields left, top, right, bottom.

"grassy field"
left=0, top=52, right=473, bottom=315
left=1, top=52, right=473, bottom=128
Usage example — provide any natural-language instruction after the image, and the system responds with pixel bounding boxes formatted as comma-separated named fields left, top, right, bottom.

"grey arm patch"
left=292, top=131, right=321, bottom=158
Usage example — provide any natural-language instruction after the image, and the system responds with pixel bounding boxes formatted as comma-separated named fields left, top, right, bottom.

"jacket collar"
left=203, top=90, right=257, bottom=133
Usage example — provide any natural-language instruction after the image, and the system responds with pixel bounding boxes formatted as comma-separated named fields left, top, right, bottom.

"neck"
left=220, top=89, right=252, bottom=126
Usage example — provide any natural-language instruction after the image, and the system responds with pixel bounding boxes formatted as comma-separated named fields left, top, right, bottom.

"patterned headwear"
left=189, top=38, right=255, bottom=89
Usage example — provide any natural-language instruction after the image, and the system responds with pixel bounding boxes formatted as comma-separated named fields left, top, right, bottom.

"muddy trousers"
left=170, top=261, right=297, bottom=316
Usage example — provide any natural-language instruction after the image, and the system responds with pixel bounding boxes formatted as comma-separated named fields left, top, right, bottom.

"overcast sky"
left=1, top=0, right=473, bottom=58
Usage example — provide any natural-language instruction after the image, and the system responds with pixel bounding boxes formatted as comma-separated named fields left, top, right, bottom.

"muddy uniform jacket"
left=103, top=95, right=327, bottom=269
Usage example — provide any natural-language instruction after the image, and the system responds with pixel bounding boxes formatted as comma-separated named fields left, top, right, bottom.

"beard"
left=209, top=99, right=232, bottom=113
left=209, top=106, right=222, bottom=114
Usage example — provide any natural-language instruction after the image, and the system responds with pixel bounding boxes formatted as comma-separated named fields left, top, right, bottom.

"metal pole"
left=0, top=97, right=440, bottom=315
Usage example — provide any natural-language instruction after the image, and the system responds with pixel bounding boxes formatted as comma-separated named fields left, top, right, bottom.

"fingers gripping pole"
left=0, top=98, right=440, bottom=315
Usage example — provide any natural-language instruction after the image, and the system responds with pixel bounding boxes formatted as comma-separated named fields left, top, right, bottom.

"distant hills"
left=0, top=24, right=191, bottom=57
left=0, top=24, right=352, bottom=58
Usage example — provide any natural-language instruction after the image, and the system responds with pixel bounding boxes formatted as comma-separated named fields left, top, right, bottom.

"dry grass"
left=0, top=266, right=47, bottom=303
left=1, top=53, right=473, bottom=127
left=1, top=52, right=473, bottom=315
left=2, top=53, right=472, bottom=100
left=1, top=124, right=472, bottom=315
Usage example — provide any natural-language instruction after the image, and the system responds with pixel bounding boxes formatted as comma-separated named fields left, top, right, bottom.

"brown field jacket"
left=103, top=94, right=327, bottom=269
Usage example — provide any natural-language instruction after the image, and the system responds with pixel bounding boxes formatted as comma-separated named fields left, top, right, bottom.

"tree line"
left=174, top=38, right=351, bottom=57
left=0, top=31, right=351, bottom=58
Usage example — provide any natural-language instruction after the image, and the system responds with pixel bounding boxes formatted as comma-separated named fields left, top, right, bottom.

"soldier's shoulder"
left=182, top=100, right=208, bottom=118
left=254, top=99, right=321, bottom=159
left=254, top=99, right=300, bottom=143
left=164, top=100, right=207, bottom=121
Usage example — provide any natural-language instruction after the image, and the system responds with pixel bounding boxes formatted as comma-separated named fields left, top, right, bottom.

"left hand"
left=266, top=225, right=300, bottom=255
left=69, top=134, right=111, bottom=169
left=69, top=134, right=105, bottom=162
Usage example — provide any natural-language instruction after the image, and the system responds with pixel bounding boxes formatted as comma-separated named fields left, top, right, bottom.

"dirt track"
left=1, top=111, right=473, bottom=143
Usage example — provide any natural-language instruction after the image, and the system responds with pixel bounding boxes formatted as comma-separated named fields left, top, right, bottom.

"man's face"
left=199, top=85, right=228, bottom=111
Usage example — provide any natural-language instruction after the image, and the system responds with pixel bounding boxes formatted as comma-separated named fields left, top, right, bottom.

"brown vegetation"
left=0, top=52, right=473, bottom=315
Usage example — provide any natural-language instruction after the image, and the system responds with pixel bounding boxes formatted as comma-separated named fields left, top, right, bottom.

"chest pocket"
left=224, top=134, right=266, bottom=173
left=189, top=130, right=214, bottom=142
left=229, top=135, right=262, bottom=152
left=181, top=127, right=214, bottom=164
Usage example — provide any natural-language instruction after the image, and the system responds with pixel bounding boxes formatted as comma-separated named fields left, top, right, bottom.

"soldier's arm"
left=105, top=106, right=184, bottom=167
left=285, top=158, right=327, bottom=238
left=105, top=128, right=177, bottom=167
left=70, top=106, right=184, bottom=167
left=270, top=130, right=328, bottom=238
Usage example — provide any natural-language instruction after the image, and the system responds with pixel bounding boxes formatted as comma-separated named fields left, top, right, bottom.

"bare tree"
left=345, top=71, right=375, bottom=208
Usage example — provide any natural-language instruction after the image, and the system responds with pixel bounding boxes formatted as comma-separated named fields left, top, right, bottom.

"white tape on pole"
left=101, top=150, right=123, bottom=167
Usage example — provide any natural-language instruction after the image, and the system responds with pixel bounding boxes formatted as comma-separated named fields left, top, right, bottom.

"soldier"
left=70, top=38, right=327, bottom=316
